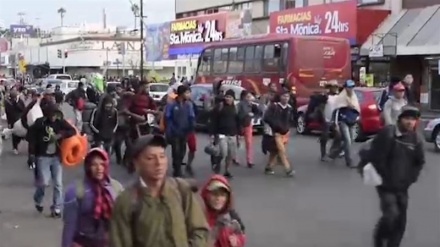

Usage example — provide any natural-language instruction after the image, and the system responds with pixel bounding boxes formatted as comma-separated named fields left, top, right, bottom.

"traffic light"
left=117, top=43, right=125, bottom=55
left=64, top=50, right=68, bottom=58
left=57, top=49, right=62, bottom=58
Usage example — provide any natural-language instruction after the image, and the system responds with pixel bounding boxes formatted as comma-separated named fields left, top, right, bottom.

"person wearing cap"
left=378, top=76, right=401, bottom=111
left=27, top=102, right=76, bottom=217
left=359, top=105, right=425, bottom=247
left=210, top=89, right=240, bottom=178
left=62, top=148, right=123, bottom=247
left=4, top=87, right=25, bottom=154
left=109, top=135, right=209, bottom=247
left=328, top=79, right=360, bottom=168
left=201, top=175, right=246, bottom=247
left=262, top=91, right=295, bottom=177
left=320, top=79, right=340, bottom=161
left=40, top=86, right=56, bottom=113
left=164, top=85, right=195, bottom=177
left=382, top=82, right=407, bottom=126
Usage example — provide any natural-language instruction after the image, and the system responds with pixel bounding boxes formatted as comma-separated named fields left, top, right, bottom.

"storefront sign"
left=269, top=1, right=357, bottom=44
left=9, top=24, right=34, bottom=35
left=168, top=13, right=228, bottom=56
left=170, top=19, right=224, bottom=45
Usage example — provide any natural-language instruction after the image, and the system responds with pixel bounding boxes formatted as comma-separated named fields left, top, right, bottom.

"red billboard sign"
left=169, top=12, right=228, bottom=46
left=269, top=1, right=357, bottom=44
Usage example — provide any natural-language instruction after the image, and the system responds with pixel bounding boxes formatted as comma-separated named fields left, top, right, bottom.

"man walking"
left=360, top=105, right=425, bottom=247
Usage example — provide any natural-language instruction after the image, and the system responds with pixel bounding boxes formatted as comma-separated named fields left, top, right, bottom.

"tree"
left=57, top=7, right=66, bottom=27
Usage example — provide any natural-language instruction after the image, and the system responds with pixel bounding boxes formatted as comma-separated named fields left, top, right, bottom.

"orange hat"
left=393, top=82, right=405, bottom=91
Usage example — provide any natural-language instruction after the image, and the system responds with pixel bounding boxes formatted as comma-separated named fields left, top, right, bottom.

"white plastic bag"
left=12, top=119, right=27, bottom=137
left=27, top=101, right=43, bottom=126
left=1, top=113, right=6, bottom=121
left=363, top=163, right=383, bottom=186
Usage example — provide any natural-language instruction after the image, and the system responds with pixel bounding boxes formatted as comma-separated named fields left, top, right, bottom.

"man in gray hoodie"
left=382, top=82, right=407, bottom=126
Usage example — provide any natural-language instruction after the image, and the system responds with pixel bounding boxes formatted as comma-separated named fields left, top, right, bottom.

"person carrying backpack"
left=201, top=175, right=246, bottom=247
left=109, top=135, right=209, bottom=247
left=62, top=148, right=123, bottom=247
left=358, top=105, right=425, bottom=247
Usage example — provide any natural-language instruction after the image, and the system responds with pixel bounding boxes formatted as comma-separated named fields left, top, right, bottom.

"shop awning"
left=361, top=5, right=440, bottom=56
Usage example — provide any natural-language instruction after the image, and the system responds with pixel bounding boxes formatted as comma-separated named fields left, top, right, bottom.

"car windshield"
left=56, top=75, right=71, bottom=80
left=150, top=84, right=169, bottom=92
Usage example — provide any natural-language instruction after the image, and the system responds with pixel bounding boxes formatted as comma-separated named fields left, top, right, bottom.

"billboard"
left=9, top=24, right=34, bottom=35
left=145, top=22, right=171, bottom=62
left=269, top=1, right=357, bottom=44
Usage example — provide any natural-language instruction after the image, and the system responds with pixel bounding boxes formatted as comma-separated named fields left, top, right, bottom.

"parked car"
left=296, top=87, right=384, bottom=141
left=423, top=117, right=440, bottom=152
left=148, top=83, right=169, bottom=103
left=47, top=74, right=72, bottom=80
left=190, top=84, right=264, bottom=133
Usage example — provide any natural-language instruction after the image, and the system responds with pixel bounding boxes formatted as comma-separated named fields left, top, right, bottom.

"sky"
left=0, top=0, right=176, bottom=30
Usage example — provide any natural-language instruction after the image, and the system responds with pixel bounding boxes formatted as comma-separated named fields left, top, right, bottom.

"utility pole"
left=139, top=0, right=144, bottom=80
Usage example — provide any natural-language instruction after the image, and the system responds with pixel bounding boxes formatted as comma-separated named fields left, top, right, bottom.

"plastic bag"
left=363, top=163, right=383, bottom=186
left=12, top=119, right=27, bottom=137
left=27, top=102, right=43, bottom=127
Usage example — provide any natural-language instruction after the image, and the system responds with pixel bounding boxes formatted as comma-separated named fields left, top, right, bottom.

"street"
left=0, top=105, right=439, bottom=247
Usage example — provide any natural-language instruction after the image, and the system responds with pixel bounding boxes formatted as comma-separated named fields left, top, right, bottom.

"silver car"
left=423, top=117, right=440, bottom=152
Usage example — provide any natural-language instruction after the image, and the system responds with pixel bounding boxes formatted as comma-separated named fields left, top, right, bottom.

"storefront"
left=268, top=1, right=389, bottom=81
left=361, top=5, right=440, bottom=110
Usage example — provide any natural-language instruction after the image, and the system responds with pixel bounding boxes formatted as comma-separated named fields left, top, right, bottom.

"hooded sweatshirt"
left=201, top=175, right=246, bottom=247
left=382, top=96, right=407, bottom=126
left=90, top=95, right=119, bottom=141
left=62, top=149, right=123, bottom=247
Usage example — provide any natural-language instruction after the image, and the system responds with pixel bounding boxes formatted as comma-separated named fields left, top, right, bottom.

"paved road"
left=0, top=105, right=439, bottom=247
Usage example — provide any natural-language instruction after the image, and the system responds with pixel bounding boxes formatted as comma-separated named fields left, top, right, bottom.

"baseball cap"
left=130, top=134, right=167, bottom=159
left=207, top=180, right=230, bottom=192
left=343, top=79, right=355, bottom=88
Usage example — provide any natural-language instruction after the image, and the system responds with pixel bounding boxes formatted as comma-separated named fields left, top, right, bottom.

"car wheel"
left=433, top=127, right=440, bottom=152
left=296, top=114, right=308, bottom=134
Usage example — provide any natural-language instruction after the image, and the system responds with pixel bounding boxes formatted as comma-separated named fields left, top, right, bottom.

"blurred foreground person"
left=62, top=148, right=123, bottom=247
left=109, top=135, right=209, bottom=247
left=359, top=105, right=425, bottom=247
left=201, top=175, right=246, bottom=247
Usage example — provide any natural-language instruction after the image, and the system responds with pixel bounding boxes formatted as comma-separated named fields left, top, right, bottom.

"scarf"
left=92, top=179, right=114, bottom=220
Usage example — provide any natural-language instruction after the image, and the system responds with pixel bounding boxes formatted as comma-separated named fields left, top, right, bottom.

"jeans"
left=169, top=136, right=187, bottom=177
left=319, top=122, right=332, bottom=158
left=34, top=156, right=63, bottom=211
left=374, top=188, right=408, bottom=247
left=329, top=122, right=354, bottom=166
left=74, top=109, right=83, bottom=131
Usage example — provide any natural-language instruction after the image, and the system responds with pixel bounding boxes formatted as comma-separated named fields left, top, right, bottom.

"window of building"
left=284, top=0, right=296, bottom=9
left=199, top=49, right=212, bottom=75
left=263, top=44, right=282, bottom=73
left=228, top=47, right=244, bottom=73
left=264, top=0, right=281, bottom=16
left=244, top=46, right=255, bottom=72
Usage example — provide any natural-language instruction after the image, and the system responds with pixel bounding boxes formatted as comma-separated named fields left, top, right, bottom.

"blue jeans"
left=329, top=122, right=354, bottom=166
left=34, top=156, right=63, bottom=211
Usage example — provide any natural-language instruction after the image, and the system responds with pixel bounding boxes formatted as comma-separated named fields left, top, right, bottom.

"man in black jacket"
left=4, top=88, right=25, bottom=154
left=27, top=103, right=75, bottom=217
left=360, top=105, right=424, bottom=247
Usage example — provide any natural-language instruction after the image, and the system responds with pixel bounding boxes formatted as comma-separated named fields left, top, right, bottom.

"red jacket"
left=201, top=175, right=246, bottom=247
left=129, top=93, right=156, bottom=116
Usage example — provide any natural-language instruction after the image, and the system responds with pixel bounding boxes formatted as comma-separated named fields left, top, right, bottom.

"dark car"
left=190, top=84, right=264, bottom=133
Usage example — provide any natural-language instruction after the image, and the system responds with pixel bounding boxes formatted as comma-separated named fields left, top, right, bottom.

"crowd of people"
left=0, top=73, right=426, bottom=247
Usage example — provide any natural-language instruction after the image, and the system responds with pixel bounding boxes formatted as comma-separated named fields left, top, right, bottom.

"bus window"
left=281, top=43, right=289, bottom=71
left=263, top=44, right=282, bottom=73
left=199, top=49, right=212, bottom=75
left=244, top=46, right=255, bottom=72
left=254, top=45, right=263, bottom=72
left=228, top=47, right=244, bottom=74
left=213, top=48, right=227, bottom=74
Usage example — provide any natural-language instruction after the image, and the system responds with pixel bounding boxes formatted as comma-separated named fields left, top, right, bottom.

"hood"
left=84, top=148, right=110, bottom=180
left=201, top=174, right=233, bottom=215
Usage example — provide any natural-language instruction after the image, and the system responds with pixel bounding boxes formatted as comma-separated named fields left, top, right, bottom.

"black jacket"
left=264, top=102, right=293, bottom=135
left=4, top=97, right=25, bottom=126
left=210, top=103, right=240, bottom=136
left=362, top=125, right=425, bottom=190
left=27, top=117, right=76, bottom=157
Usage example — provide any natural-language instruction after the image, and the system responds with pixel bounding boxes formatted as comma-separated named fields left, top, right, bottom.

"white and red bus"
left=195, top=33, right=351, bottom=106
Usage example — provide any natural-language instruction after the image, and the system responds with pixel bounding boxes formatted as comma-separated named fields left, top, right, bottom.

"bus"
left=195, top=33, right=351, bottom=106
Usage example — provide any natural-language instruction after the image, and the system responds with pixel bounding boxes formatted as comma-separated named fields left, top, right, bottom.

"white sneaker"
left=13, top=149, right=19, bottom=155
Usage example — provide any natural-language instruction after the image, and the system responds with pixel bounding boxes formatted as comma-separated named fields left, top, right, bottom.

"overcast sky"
left=0, top=0, right=175, bottom=30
